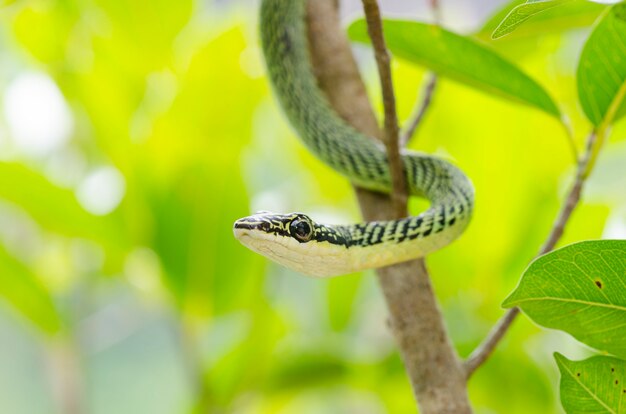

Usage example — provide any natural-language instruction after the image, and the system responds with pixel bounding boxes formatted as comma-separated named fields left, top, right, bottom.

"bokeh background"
left=0, top=0, right=624, bottom=413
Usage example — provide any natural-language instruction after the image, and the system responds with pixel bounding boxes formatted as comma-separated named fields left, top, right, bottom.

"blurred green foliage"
left=0, top=0, right=623, bottom=413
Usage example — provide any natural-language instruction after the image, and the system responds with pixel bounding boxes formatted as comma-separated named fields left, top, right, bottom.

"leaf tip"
left=501, top=291, right=518, bottom=308
left=554, top=353, right=575, bottom=373
left=490, top=27, right=509, bottom=40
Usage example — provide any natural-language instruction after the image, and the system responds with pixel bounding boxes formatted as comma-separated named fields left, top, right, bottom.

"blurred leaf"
left=578, top=3, right=626, bottom=127
left=327, top=274, right=362, bottom=331
left=555, top=353, right=626, bottom=414
left=504, top=240, right=626, bottom=357
left=148, top=166, right=255, bottom=313
left=0, top=162, right=123, bottom=248
left=479, top=0, right=604, bottom=40
left=93, top=0, right=192, bottom=70
left=347, top=19, right=561, bottom=117
left=266, top=349, right=349, bottom=392
left=0, top=243, right=60, bottom=333
left=146, top=26, right=265, bottom=314
left=12, top=1, right=78, bottom=63
left=492, top=0, right=572, bottom=39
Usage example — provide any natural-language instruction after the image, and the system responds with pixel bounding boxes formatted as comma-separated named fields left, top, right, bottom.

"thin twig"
left=539, top=131, right=596, bottom=255
left=46, top=335, right=83, bottom=414
left=464, top=307, right=520, bottom=377
left=464, top=130, right=599, bottom=378
left=400, top=74, right=438, bottom=147
left=361, top=0, right=407, bottom=218
left=400, top=0, right=440, bottom=147
left=429, top=0, right=442, bottom=25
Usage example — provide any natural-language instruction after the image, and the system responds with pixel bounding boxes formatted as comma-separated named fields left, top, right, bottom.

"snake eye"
left=290, top=218, right=313, bottom=242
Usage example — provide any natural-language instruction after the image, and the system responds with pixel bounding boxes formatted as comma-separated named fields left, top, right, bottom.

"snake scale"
left=233, top=0, right=474, bottom=277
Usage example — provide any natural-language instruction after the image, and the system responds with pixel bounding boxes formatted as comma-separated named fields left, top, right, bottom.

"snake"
left=233, top=0, right=474, bottom=278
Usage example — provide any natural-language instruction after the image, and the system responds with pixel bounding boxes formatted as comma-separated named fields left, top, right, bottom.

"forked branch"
left=361, top=0, right=407, bottom=217
left=465, top=130, right=599, bottom=377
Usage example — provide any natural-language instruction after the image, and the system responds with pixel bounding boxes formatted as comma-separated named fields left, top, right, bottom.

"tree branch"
left=464, top=130, right=599, bottom=378
left=401, top=74, right=438, bottom=147
left=306, top=1, right=472, bottom=412
left=360, top=0, right=407, bottom=217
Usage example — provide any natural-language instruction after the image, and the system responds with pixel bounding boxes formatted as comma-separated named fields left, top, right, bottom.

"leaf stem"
left=464, top=128, right=600, bottom=378
left=400, top=0, right=441, bottom=147
left=585, top=73, right=626, bottom=177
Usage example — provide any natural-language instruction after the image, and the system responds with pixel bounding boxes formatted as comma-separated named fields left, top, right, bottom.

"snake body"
left=233, top=0, right=474, bottom=277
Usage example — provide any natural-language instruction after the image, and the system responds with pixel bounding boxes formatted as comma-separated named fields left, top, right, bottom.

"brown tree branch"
left=464, top=130, right=599, bottom=378
left=306, top=1, right=471, bottom=412
left=360, top=0, right=407, bottom=218
left=401, top=74, right=438, bottom=147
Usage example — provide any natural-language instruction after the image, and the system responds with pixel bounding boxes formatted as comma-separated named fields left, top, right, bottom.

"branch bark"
left=306, top=1, right=471, bottom=412
left=464, top=130, right=599, bottom=377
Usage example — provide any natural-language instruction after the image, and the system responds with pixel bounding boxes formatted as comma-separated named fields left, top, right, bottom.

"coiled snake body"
left=233, top=0, right=474, bottom=277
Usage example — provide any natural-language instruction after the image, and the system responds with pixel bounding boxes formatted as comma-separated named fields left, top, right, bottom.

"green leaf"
left=0, top=162, right=122, bottom=247
left=0, top=243, right=60, bottom=333
left=578, top=3, right=626, bottom=128
left=503, top=240, right=626, bottom=358
left=347, top=19, right=561, bottom=117
left=492, top=0, right=573, bottom=39
left=555, top=353, right=626, bottom=414
left=479, top=0, right=605, bottom=40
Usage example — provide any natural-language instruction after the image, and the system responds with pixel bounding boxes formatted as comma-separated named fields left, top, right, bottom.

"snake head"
left=234, top=211, right=314, bottom=241
left=234, top=211, right=315, bottom=247
left=234, top=211, right=347, bottom=277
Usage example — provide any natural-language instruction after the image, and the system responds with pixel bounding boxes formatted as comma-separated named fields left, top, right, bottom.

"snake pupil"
left=290, top=219, right=312, bottom=242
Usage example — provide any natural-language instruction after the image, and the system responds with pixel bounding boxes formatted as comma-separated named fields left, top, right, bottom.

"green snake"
left=233, top=0, right=474, bottom=277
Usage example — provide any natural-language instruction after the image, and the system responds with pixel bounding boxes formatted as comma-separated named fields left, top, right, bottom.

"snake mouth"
left=233, top=220, right=254, bottom=231
left=233, top=220, right=255, bottom=240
